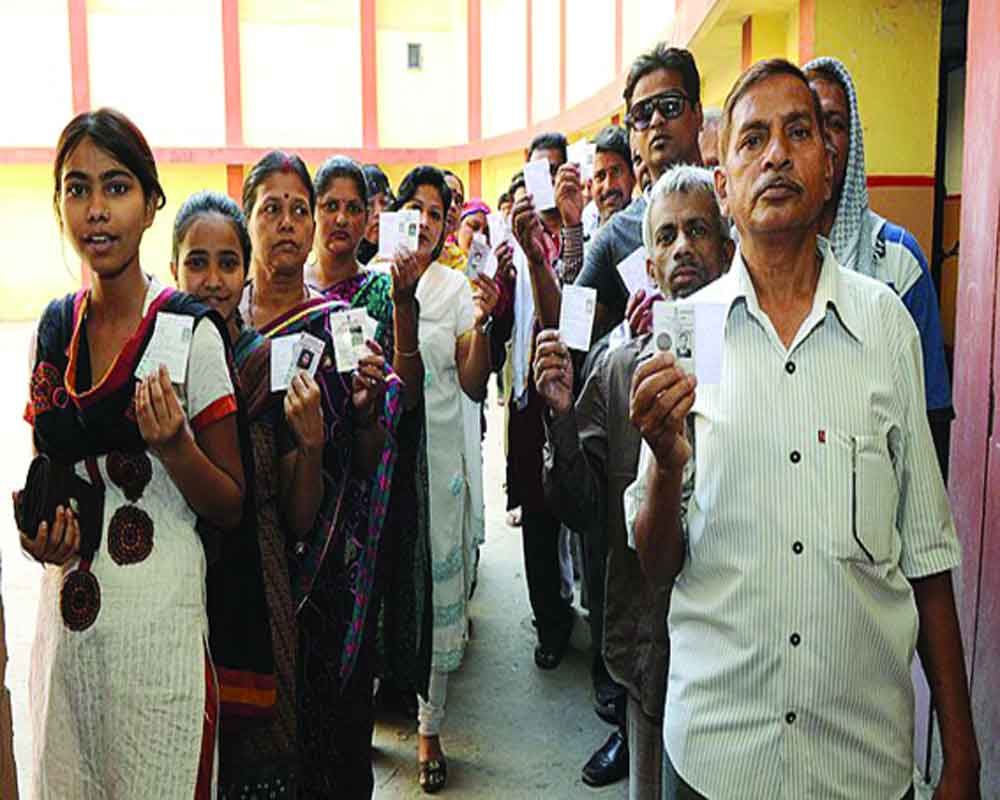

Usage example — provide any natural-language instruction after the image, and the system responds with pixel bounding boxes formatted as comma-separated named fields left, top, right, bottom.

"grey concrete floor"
left=0, top=322, right=625, bottom=799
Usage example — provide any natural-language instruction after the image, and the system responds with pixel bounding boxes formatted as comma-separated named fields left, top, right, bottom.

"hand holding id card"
left=135, top=312, right=194, bottom=384
left=652, top=301, right=727, bottom=384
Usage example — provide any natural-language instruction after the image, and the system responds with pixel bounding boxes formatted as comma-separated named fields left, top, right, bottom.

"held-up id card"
left=568, top=139, right=596, bottom=182
left=135, top=312, right=195, bottom=384
left=558, top=284, right=597, bottom=351
left=487, top=212, right=509, bottom=248
left=523, top=158, right=556, bottom=210
left=616, top=246, right=658, bottom=297
left=288, top=332, right=325, bottom=383
left=652, top=301, right=727, bottom=384
left=329, top=309, right=372, bottom=373
left=465, top=234, right=497, bottom=280
left=378, top=209, right=420, bottom=257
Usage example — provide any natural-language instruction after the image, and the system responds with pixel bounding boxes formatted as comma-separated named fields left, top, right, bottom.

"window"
left=407, top=42, right=422, bottom=70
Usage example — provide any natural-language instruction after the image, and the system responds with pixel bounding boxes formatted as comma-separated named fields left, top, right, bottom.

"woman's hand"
left=511, top=195, right=547, bottom=267
left=391, top=245, right=422, bottom=305
left=494, top=240, right=516, bottom=285
left=352, top=340, right=388, bottom=427
left=18, top=500, right=79, bottom=565
left=284, top=371, right=325, bottom=452
left=136, top=365, right=191, bottom=458
left=471, top=274, right=500, bottom=328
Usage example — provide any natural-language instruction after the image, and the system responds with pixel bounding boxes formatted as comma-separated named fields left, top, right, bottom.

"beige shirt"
left=624, top=241, right=960, bottom=799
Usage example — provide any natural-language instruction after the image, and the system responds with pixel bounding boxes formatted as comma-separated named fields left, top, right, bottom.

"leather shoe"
left=581, top=730, right=628, bottom=787
left=594, top=679, right=625, bottom=726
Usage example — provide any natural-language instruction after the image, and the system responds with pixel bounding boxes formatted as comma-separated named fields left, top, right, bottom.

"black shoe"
left=581, top=730, right=628, bottom=787
left=534, top=613, right=574, bottom=670
left=594, top=679, right=624, bottom=726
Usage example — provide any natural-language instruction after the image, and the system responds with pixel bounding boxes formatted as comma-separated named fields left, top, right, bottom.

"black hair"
left=242, top=150, right=314, bottom=218
left=361, top=163, right=394, bottom=205
left=528, top=132, right=568, bottom=165
left=509, top=170, right=526, bottom=197
left=314, top=155, right=368, bottom=208
left=624, top=44, right=701, bottom=109
left=497, top=191, right=511, bottom=207
left=442, top=169, right=465, bottom=196
left=392, top=165, right=452, bottom=262
left=172, top=190, right=251, bottom=271
left=53, top=107, right=166, bottom=222
left=592, top=125, right=633, bottom=174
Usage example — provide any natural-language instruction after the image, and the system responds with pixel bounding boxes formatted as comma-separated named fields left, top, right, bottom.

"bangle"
left=394, top=346, right=420, bottom=359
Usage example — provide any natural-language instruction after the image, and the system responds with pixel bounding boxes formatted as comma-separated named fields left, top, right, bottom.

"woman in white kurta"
left=21, top=110, right=246, bottom=799
left=388, top=166, right=498, bottom=793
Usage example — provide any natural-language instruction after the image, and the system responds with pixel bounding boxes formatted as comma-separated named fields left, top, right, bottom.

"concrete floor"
left=0, top=322, right=625, bottom=799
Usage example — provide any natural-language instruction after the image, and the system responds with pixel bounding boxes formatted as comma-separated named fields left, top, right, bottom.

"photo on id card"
left=652, top=301, right=694, bottom=374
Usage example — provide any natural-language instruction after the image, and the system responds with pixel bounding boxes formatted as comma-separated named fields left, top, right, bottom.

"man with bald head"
left=624, top=59, right=979, bottom=799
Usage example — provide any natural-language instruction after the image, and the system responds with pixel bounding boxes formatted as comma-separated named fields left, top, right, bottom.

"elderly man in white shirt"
left=623, top=58, right=980, bottom=800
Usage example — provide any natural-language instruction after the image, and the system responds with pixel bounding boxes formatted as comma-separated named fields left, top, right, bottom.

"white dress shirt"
left=624, top=240, right=961, bottom=799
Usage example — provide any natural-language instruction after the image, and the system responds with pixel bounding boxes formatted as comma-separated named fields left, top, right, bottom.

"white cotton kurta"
left=30, top=280, right=235, bottom=799
left=415, top=262, right=483, bottom=672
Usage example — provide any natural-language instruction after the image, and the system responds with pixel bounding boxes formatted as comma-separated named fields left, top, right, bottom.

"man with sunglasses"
left=574, top=44, right=704, bottom=341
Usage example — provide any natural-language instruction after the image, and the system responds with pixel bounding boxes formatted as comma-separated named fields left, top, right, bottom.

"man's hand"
left=625, top=288, right=662, bottom=337
left=629, top=352, right=695, bottom=469
left=554, top=163, right=584, bottom=228
left=511, top=194, right=547, bottom=267
left=533, top=329, right=574, bottom=416
left=494, top=240, right=516, bottom=285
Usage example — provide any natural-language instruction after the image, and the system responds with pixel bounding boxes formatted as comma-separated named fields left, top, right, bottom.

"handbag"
left=14, top=454, right=104, bottom=558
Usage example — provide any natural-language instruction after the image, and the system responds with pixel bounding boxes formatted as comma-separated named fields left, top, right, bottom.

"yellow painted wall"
left=88, top=2, right=227, bottom=147
left=566, top=0, right=615, bottom=107
left=531, top=0, right=560, bottom=121
left=751, top=12, right=788, bottom=62
left=812, top=0, right=940, bottom=176
left=241, top=15, right=362, bottom=148
left=482, top=149, right=527, bottom=208
left=0, top=0, right=73, bottom=148
left=482, top=0, right=528, bottom=138
left=786, top=4, right=800, bottom=63
left=944, top=66, right=965, bottom=195
left=377, top=0, right=469, bottom=147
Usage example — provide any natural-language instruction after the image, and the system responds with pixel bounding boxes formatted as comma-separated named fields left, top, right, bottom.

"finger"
left=24, top=521, right=48, bottom=560
left=534, top=339, right=569, bottom=360
left=535, top=366, right=567, bottom=388
left=148, top=373, right=170, bottom=422
left=535, top=328, right=561, bottom=347
left=52, top=511, right=79, bottom=564
left=625, top=289, right=646, bottom=318
left=45, top=506, right=67, bottom=560
left=635, top=376, right=695, bottom=435
left=159, top=368, right=184, bottom=416
left=630, top=365, right=685, bottom=418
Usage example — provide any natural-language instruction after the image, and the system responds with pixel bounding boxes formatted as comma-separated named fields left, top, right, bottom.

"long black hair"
left=172, top=190, right=252, bottom=269
left=392, top=165, right=452, bottom=262
left=242, top=150, right=314, bottom=218
left=53, top=108, right=166, bottom=222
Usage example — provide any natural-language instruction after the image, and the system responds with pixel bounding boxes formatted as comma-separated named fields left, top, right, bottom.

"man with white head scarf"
left=805, top=56, right=953, bottom=475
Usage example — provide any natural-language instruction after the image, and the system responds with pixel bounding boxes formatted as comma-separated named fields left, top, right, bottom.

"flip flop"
left=419, top=757, right=448, bottom=794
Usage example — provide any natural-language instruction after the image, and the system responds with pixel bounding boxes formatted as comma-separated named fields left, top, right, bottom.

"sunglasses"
left=626, top=91, right=691, bottom=131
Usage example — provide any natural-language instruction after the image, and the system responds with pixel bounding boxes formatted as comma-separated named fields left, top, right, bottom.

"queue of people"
left=13, top=37, right=980, bottom=800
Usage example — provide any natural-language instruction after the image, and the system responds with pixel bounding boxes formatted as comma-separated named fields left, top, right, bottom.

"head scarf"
left=460, top=199, right=491, bottom=222
left=804, top=56, right=883, bottom=277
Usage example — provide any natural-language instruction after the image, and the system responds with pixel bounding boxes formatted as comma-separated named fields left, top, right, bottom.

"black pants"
left=521, top=509, right=573, bottom=647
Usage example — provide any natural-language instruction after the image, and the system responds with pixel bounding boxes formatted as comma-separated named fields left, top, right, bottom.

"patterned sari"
left=249, top=288, right=403, bottom=795
left=314, top=269, right=433, bottom=699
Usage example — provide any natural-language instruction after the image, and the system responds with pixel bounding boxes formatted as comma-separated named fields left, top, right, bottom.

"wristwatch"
left=476, top=315, right=494, bottom=337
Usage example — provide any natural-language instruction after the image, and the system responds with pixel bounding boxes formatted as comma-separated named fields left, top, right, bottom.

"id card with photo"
left=329, top=309, right=370, bottom=373
left=465, top=233, right=496, bottom=279
left=135, top=312, right=195, bottom=384
left=270, top=334, right=299, bottom=392
left=287, top=332, right=326, bottom=384
left=652, top=301, right=695, bottom=374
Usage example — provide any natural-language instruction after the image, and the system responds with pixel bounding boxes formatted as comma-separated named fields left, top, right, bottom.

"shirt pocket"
left=826, top=429, right=900, bottom=568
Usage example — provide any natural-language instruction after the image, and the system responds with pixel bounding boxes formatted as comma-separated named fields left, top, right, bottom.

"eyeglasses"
left=625, top=91, right=690, bottom=131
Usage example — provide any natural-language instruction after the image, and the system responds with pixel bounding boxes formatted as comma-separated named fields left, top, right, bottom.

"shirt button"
left=790, top=633, right=801, bottom=646
left=294, top=542, right=307, bottom=557
left=785, top=361, right=796, bottom=374
left=785, top=712, right=797, bottom=724
left=790, top=450, right=801, bottom=464
left=792, top=541, right=804, bottom=555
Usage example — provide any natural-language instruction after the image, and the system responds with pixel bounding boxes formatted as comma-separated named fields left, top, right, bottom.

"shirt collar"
left=717, top=236, right=864, bottom=344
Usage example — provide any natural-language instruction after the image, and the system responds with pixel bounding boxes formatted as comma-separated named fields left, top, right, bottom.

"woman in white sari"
left=388, top=166, right=497, bottom=793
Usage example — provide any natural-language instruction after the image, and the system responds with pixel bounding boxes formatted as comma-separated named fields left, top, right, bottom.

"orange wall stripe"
left=469, top=158, right=482, bottom=199
left=798, top=0, right=816, bottom=64
left=226, top=164, right=244, bottom=203
left=468, top=0, right=482, bottom=142
left=741, top=17, right=752, bottom=69
left=361, top=0, right=379, bottom=149
left=67, top=0, right=90, bottom=115
left=221, top=0, right=243, bottom=147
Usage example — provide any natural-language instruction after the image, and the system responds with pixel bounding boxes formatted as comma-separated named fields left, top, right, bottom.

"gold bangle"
left=394, top=346, right=420, bottom=358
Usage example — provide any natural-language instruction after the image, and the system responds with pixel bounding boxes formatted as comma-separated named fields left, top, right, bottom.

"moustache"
left=754, top=175, right=803, bottom=200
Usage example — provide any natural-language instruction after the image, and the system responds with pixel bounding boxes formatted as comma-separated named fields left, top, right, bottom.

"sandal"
left=419, top=757, right=448, bottom=794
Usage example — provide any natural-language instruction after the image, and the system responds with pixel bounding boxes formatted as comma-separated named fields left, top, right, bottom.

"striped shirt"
left=623, top=241, right=961, bottom=799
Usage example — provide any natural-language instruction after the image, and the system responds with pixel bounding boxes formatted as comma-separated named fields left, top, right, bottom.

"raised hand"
left=284, top=370, right=325, bottom=452
left=533, top=329, right=574, bottom=416
left=494, top=240, right=516, bottom=285
left=554, top=163, right=584, bottom=228
left=136, top=365, right=190, bottom=457
left=625, top=288, right=662, bottom=337
left=470, top=273, right=500, bottom=328
left=629, top=352, right=696, bottom=470
left=511, top=194, right=547, bottom=267
left=352, top=339, right=388, bottom=427
left=391, top=245, right=422, bottom=305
